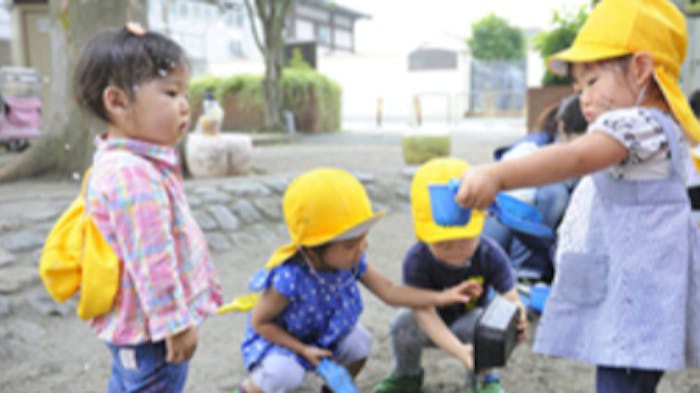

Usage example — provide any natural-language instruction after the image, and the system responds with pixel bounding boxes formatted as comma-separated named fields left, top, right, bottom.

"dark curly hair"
left=73, top=26, right=189, bottom=123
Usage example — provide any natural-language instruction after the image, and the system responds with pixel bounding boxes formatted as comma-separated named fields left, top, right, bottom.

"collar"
left=95, top=134, right=179, bottom=168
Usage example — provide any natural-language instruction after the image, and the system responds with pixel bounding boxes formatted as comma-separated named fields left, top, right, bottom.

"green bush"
left=189, top=69, right=341, bottom=132
left=533, top=7, right=588, bottom=86
left=401, top=135, right=451, bottom=165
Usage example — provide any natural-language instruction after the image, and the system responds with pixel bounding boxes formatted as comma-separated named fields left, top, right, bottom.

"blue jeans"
left=106, top=341, right=188, bottom=393
left=596, top=366, right=663, bottom=393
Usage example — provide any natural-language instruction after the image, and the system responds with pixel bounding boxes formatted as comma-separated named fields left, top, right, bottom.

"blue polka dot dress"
left=241, top=253, right=368, bottom=371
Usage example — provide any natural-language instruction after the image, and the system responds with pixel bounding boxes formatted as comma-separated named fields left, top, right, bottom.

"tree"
left=533, top=7, right=588, bottom=86
left=243, top=0, right=294, bottom=130
left=0, top=0, right=147, bottom=182
left=467, top=14, right=525, bottom=61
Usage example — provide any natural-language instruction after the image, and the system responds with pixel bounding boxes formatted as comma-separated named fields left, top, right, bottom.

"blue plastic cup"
left=428, top=179, right=472, bottom=226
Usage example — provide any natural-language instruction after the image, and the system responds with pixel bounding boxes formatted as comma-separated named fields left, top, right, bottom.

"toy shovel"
left=428, top=179, right=553, bottom=238
left=316, top=358, right=359, bottom=393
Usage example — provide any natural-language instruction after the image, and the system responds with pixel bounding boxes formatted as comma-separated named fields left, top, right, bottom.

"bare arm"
left=250, top=287, right=331, bottom=366
left=501, top=287, right=528, bottom=341
left=413, top=307, right=473, bottom=370
left=360, top=264, right=481, bottom=307
left=456, top=131, right=628, bottom=209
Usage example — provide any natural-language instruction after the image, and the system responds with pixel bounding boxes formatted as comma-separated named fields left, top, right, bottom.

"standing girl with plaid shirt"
left=73, top=24, right=222, bottom=392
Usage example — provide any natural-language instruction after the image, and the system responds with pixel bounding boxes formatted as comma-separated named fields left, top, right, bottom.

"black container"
left=473, top=295, right=519, bottom=371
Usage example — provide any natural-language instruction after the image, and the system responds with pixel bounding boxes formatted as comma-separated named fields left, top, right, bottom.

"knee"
left=390, top=309, right=422, bottom=345
left=251, top=356, right=305, bottom=392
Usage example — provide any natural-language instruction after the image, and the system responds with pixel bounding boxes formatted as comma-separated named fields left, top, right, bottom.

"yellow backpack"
left=39, top=168, right=120, bottom=320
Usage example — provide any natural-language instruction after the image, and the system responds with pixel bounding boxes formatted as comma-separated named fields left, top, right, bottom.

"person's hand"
left=457, top=343, right=474, bottom=370
left=165, top=326, right=198, bottom=364
left=455, top=166, right=501, bottom=210
left=301, top=345, right=333, bottom=367
left=516, top=302, right=529, bottom=342
left=438, top=280, right=483, bottom=306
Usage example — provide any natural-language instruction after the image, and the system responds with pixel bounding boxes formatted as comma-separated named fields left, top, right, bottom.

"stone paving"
left=0, top=166, right=415, bottom=323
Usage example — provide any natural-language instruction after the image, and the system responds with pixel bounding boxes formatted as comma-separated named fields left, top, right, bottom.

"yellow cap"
left=411, top=158, right=485, bottom=243
left=548, top=0, right=700, bottom=144
left=265, top=168, right=384, bottom=268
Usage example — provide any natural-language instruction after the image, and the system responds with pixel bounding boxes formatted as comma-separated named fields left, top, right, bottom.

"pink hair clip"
left=125, top=22, right=146, bottom=36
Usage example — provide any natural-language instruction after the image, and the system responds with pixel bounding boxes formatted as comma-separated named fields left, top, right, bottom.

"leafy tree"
left=467, top=14, right=525, bottom=60
left=243, top=0, right=294, bottom=130
left=0, top=0, right=147, bottom=182
left=533, top=6, right=588, bottom=85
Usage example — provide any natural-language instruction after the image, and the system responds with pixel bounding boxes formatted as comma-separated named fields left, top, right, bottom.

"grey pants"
left=389, top=307, right=483, bottom=376
left=250, top=324, right=373, bottom=393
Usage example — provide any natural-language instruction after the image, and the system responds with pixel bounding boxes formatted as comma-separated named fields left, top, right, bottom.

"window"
left=316, top=24, right=330, bottom=44
left=296, top=19, right=314, bottom=40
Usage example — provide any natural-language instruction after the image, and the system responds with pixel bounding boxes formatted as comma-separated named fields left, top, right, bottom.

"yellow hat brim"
left=417, top=209, right=486, bottom=243
left=548, top=44, right=632, bottom=77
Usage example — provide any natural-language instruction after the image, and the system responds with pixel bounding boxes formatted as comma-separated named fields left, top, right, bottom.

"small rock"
left=0, top=230, right=46, bottom=253
left=208, top=205, right=240, bottom=231
left=192, top=210, right=218, bottom=231
left=27, top=290, right=72, bottom=317
left=199, top=190, right=232, bottom=204
left=0, top=295, right=11, bottom=318
left=352, top=171, right=375, bottom=183
left=230, top=200, right=263, bottom=224
left=262, top=178, right=290, bottom=194
left=221, top=182, right=271, bottom=197
left=253, top=198, right=282, bottom=221
left=0, top=247, right=15, bottom=267
left=229, top=232, right=258, bottom=246
left=206, top=232, right=233, bottom=253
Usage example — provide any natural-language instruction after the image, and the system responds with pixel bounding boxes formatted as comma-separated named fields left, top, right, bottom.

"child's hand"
left=301, top=345, right=333, bottom=367
left=439, top=280, right=482, bottom=306
left=455, top=166, right=501, bottom=210
left=165, top=326, right=198, bottom=364
left=457, top=343, right=474, bottom=370
left=516, top=302, right=529, bottom=342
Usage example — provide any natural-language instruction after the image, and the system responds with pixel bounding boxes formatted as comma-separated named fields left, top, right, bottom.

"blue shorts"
left=105, top=341, right=189, bottom=393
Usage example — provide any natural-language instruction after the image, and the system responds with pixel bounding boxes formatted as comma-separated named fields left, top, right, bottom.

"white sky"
left=341, top=0, right=590, bottom=54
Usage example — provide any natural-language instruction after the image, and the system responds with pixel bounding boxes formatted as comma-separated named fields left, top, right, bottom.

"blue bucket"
left=428, top=179, right=472, bottom=226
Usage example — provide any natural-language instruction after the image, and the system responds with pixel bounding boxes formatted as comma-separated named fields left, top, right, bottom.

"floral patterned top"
left=241, top=253, right=368, bottom=371
left=591, top=108, right=683, bottom=181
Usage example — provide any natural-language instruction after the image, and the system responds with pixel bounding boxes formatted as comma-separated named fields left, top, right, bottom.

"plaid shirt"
left=86, top=136, right=222, bottom=345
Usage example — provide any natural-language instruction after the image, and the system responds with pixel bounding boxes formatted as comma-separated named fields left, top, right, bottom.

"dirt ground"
left=4, top=129, right=700, bottom=392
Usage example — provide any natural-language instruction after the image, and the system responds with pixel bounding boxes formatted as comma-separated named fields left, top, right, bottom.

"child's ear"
left=631, top=51, right=655, bottom=87
left=102, top=85, right=129, bottom=121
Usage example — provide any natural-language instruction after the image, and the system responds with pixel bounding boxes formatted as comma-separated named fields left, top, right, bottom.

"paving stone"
left=27, top=290, right=72, bottom=317
left=207, top=205, right=240, bottom=231
left=21, top=206, right=62, bottom=222
left=6, top=319, right=45, bottom=343
left=0, top=266, right=40, bottom=294
left=352, top=171, right=375, bottom=183
left=262, top=178, right=290, bottom=194
left=192, top=210, right=218, bottom=231
left=198, top=190, right=232, bottom=204
left=401, top=166, right=419, bottom=179
left=249, top=224, right=277, bottom=242
left=0, top=230, right=46, bottom=253
left=206, top=232, right=233, bottom=253
left=229, top=232, right=258, bottom=246
left=187, top=195, right=202, bottom=208
left=394, top=187, right=411, bottom=201
left=0, top=247, right=15, bottom=267
left=189, top=185, right=220, bottom=195
left=221, top=182, right=271, bottom=197
left=0, top=217, right=22, bottom=232
left=0, top=295, right=10, bottom=318
left=230, top=199, right=263, bottom=224
left=253, top=198, right=282, bottom=221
